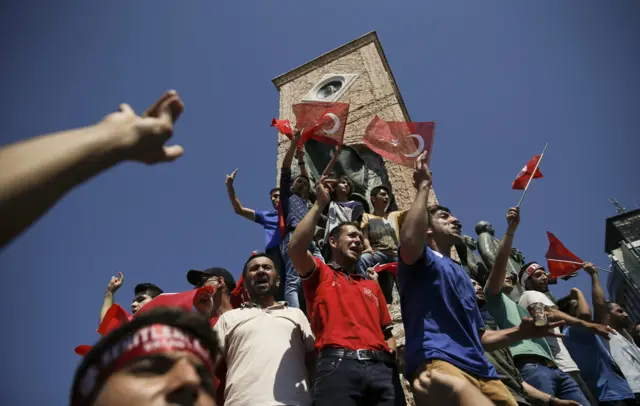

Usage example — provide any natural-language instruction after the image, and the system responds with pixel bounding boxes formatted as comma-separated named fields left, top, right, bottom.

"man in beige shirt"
left=214, top=252, right=315, bottom=406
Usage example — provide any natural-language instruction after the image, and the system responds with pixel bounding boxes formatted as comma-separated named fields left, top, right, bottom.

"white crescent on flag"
left=322, top=113, right=341, bottom=135
left=403, top=134, right=425, bottom=158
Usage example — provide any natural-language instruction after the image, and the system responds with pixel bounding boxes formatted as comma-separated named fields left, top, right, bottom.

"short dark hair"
left=294, top=175, right=310, bottom=184
left=134, top=283, right=163, bottom=298
left=427, top=204, right=451, bottom=227
left=328, top=221, right=362, bottom=242
left=242, top=252, right=272, bottom=277
left=370, top=185, right=390, bottom=199
left=269, top=187, right=279, bottom=195
left=71, top=308, right=219, bottom=406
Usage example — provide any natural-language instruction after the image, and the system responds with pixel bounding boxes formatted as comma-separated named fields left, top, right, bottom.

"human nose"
left=164, top=358, right=203, bottom=403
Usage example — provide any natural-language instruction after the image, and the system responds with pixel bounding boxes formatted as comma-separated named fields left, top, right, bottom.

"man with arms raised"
left=288, top=176, right=404, bottom=405
left=397, top=153, right=561, bottom=406
left=585, top=262, right=640, bottom=402
left=98, top=272, right=163, bottom=322
left=484, top=206, right=602, bottom=405
left=213, top=252, right=315, bottom=406
left=518, top=260, right=611, bottom=405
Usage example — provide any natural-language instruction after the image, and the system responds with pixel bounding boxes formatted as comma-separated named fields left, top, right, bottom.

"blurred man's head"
left=242, top=253, right=279, bottom=300
left=370, top=186, right=391, bottom=213
left=270, top=187, right=280, bottom=210
left=520, top=262, right=549, bottom=293
left=131, top=283, right=163, bottom=314
left=187, top=267, right=236, bottom=295
left=426, top=205, right=463, bottom=251
left=557, top=295, right=579, bottom=317
left=333, top=176, right=352, bottom=201
left=607, top=302, right=631, bottom=329
left=471, top=278, right=486, bottom=307
left=502, top=274, right=517, bottom=295
left=292, top=175, right=310, bottom=199
left=71, top=308, right=218, bottom=406
left=328, top=222, right=363, bottom=268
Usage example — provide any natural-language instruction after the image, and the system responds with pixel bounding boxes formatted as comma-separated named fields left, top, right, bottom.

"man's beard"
left=248, top=284, right=277, bottom=299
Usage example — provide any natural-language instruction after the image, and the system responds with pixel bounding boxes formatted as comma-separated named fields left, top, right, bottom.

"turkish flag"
left=512, top=155, right=543, bottom=190
left=292, top=102, right=349, bottom=145
left=231, top=274, right=250, bottom=308
left=74, top=287, right=214, bottom=356
left=136, top=286, right=214, bottom=316
left=545, top=232, right=583, bottom=277
left=271, top=118, right=293, bottom=136
left=363, top=116, right=435, bottom=168
left=373, top=262, right=398, bottom=277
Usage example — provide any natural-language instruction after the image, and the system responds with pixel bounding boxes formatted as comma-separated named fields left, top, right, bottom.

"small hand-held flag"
left=292, top=102, right=349, bottom=146
left=271, top=118, right=293, bottom=136
left=363, top=116, right=435, bottom=168
left=373, top=262, right=398, bottom=276
left=545, top=231, right=610, bottom=277
left=513, top=143, right=548, bottom=207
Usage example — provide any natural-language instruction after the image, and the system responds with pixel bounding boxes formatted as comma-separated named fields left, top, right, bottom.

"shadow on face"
left=270, top=190, right=280, bottom=210
left=244, top=256, right=279, bottom=298
left=131, top=294, right=153, bottom=314
left=608, top=302, right=631, bottom=328
left=94, top=352, right=215, bottom=406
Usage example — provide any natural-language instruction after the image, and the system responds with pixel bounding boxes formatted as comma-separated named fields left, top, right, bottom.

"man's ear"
left=329, top=236, right=338, bottom=250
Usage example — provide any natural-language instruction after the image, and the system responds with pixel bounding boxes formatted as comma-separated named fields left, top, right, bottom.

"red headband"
left=74, top=324, right=214, bottom=405
left=520, top=263, right=543, bottom=286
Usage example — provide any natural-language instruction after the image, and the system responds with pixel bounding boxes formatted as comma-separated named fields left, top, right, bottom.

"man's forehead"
left=248, top=256, right=274, bottom=267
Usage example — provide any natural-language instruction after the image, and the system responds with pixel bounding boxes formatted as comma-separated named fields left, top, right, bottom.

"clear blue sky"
left=0, top=1, right=638, bottom=404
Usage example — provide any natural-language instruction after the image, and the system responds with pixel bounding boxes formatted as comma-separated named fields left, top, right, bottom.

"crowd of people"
left=1, top=90, right=640, bottom=406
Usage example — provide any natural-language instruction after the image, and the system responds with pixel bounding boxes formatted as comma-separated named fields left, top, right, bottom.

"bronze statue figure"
left=456, top=235, right=489, bottom=284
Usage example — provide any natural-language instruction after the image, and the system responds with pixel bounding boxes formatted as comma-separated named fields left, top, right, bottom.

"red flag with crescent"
left=363, top=116, right=435, bottom=168
left=545, top=232, right=583, bottom=277
left=512, top=155, right=543, bottom=190
left=292, top=102, right=349, bottom=146
left=74, top=287, right=214, bottom=356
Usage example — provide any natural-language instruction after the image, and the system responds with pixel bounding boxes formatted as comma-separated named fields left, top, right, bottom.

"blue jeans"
left=313, top=356, right=406, bottom=406
left=518, top=363, right=590, bottom=405
left=280, top=231, right=323, bottom=311
left=357, top=251, right=397, bottom=304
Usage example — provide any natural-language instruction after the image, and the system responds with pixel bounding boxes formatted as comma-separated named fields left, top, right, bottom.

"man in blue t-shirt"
left=397, top=153, right=562, bottom=406
left=225, top=167, right=284, bottom=299
left=557, top=284, right=636, bottom=406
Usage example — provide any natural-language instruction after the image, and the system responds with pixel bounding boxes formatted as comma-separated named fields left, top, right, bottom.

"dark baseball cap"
left=186, top=267, right=236, bottom=292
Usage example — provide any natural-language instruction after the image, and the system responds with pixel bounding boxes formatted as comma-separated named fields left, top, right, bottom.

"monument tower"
left=271, top=31, right=439, bottom=211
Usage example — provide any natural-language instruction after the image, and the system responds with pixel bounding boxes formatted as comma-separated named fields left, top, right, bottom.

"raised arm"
left=321, top=145, right=342, bottom=178
left=282, top=129, right=302, bottom=170
left=584, top=263, right=609, bottom=325
left=480, top=318, right=565, bottom=351
left=100, top=272, right=124, bottom=323
left=399, top=152, right=432, bottom=265
left=0, top=90, right=184, bottom=250
left=288, top=176, right=334, bottom=277
left=224, top=169, right=255, bottom=221
left=570, top=287, right=592, bottom=321
left=296, top=147, right=310, bottom=179
left=485, top=207, right=520, bottom=296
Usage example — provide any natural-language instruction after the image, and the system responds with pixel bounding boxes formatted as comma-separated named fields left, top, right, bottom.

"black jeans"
left=313, top=356, right=406, bottom=406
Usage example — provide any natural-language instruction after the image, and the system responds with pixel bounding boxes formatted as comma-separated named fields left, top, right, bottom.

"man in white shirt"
left=214, top=252, right=315, bottom=406
left=584, top=264, right=640, bottom=403
left=518, top=261, right=612, bottom=406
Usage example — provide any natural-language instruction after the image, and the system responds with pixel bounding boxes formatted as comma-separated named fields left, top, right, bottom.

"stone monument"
left=475, top=220, right=525, bottom=301
left=272, top=31, right=447, bottom=405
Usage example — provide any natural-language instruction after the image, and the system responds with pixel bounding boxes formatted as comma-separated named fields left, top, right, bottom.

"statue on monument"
left=475, top=220, right=525, bottom=300
left=455, top=235, right=489, bottom=284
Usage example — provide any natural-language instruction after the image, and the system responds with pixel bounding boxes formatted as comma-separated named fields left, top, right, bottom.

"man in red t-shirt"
left=288, top=176, right=405, bottom=406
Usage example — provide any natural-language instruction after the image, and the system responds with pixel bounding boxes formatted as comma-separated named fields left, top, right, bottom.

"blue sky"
left=0, top=1, right=638, bottom=404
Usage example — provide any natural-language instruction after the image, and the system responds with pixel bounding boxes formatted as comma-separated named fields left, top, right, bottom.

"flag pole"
left=547, top=258, right=611, bottom=273
left=517, top=143, right=549, bottom=207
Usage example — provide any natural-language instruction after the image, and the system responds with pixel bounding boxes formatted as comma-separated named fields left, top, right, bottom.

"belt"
left=513, top=355, right=556, bottom=369
left=320, top=348, right=395, bottom=364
